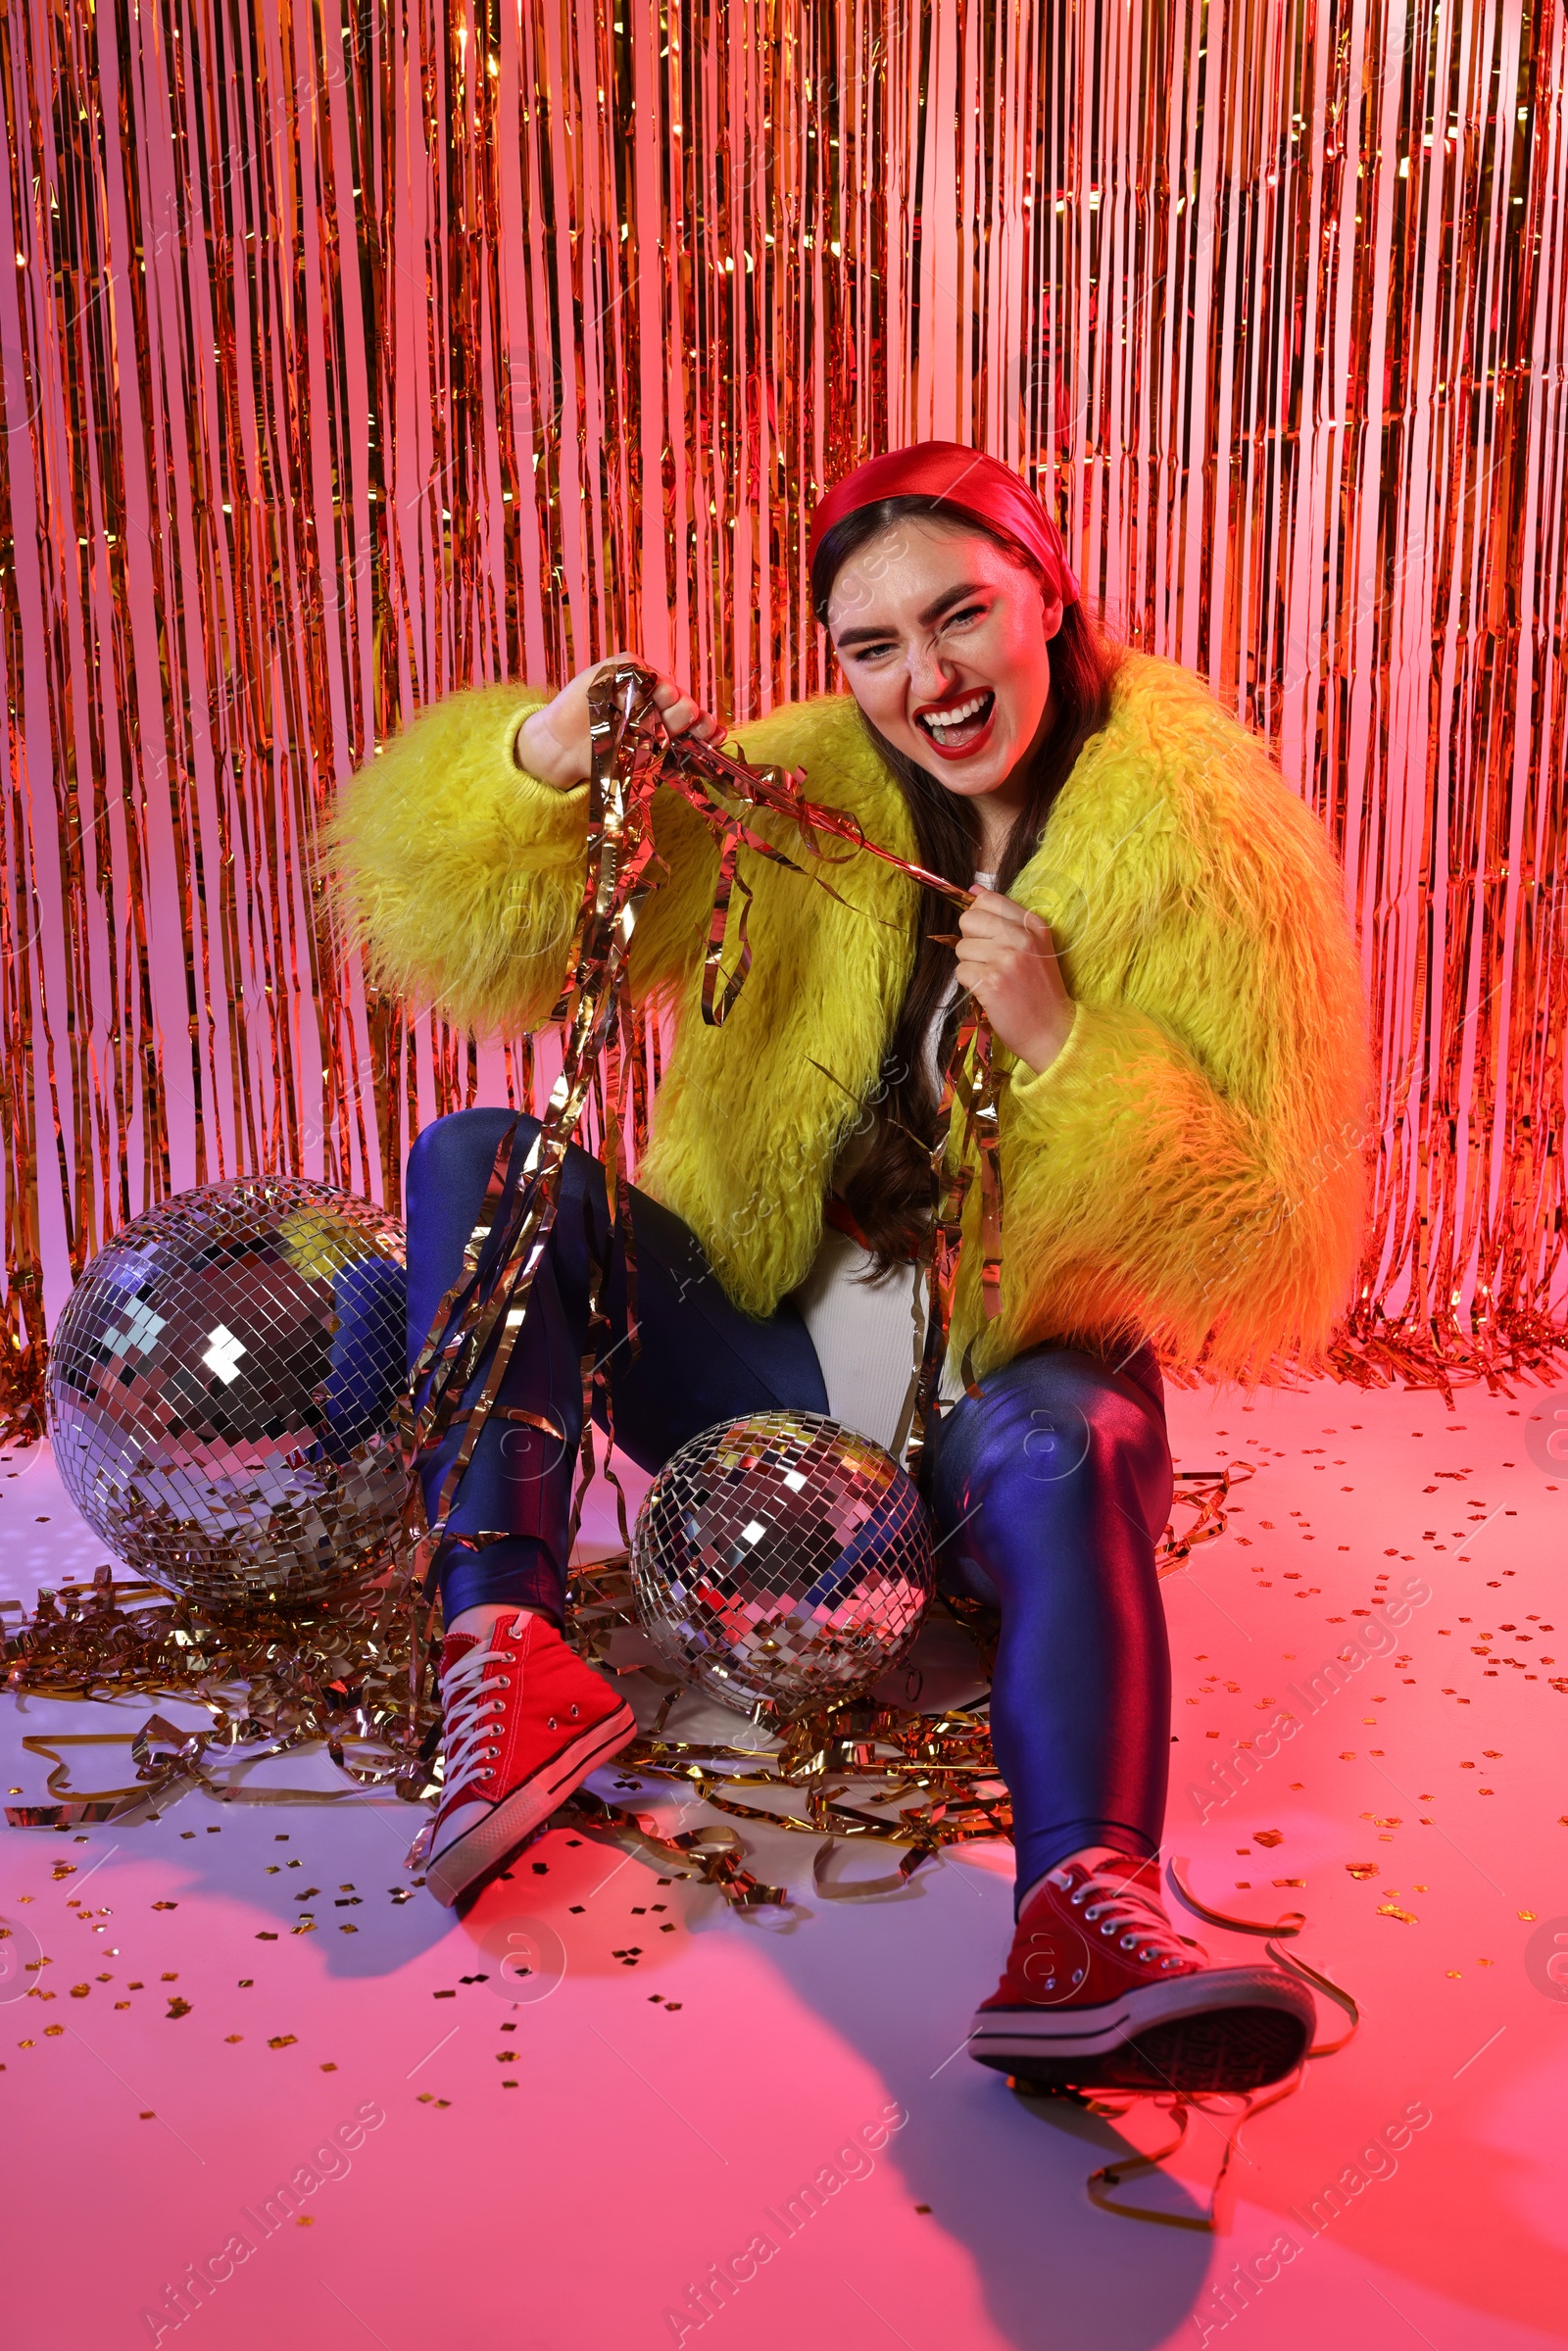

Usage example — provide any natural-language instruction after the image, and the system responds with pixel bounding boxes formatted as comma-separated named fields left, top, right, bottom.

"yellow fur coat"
left=326, top=651, right=1372, bottom=1388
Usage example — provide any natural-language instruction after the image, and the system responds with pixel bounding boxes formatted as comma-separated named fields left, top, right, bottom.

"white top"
left=789, top=875, right=996, bottom=1460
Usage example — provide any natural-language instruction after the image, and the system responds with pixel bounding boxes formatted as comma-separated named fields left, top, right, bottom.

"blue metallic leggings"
left=405, top=1107, right=1175, bottom=1901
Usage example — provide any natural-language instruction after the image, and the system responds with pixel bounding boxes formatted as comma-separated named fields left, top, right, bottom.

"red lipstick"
left=913, top=685, right=998, bottom=761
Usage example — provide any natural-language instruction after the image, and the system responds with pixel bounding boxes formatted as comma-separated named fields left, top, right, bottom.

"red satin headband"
left=808, top=440, right=1081, bottom=608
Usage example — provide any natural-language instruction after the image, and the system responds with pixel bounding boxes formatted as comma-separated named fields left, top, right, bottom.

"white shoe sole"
left=969, top=1963, right=1315, bottom=2094
left=425, top=1703, right=638, bottom=1908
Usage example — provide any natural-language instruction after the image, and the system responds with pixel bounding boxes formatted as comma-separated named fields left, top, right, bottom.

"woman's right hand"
left=514, top=653, right=721, bottom=789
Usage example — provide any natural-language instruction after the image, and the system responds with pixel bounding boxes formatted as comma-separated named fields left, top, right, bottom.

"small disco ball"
left=630, top=1410, right=933, bottom=1720
left=45, top=1178, right=409, bottom=1614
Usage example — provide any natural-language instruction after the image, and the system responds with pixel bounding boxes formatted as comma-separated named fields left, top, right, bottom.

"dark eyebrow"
left=832, top=581, right=989, bottom=650
left=918, top=581, right=987, bottom=624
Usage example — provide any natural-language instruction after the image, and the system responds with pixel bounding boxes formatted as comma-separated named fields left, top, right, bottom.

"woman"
left=329, top=442, right=1371, bottom=2095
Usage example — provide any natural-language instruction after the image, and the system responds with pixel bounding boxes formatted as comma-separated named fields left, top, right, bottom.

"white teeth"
left=922, top=693, right=990, bottom=736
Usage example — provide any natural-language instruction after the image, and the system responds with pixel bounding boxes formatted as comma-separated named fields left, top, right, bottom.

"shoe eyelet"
left=569, top=1704, right=579, bottom=1718
left=547, top=1716, right=558, bottom=1730
left=1082, top=1904, right=1100, bottom=1921
left=1119, top=1934, right=1139, bottom=1950
left=1070, top=1889, right=1087, bottom=1906
left=1099, top=1922, right=1115, bottom=1935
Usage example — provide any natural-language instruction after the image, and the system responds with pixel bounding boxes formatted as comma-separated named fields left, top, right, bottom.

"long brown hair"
left=809, top=493, right=1126, bottom=1273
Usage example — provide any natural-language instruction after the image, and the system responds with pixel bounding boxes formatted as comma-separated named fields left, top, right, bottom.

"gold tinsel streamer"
left=1, top=4, right=1566, bottom=1429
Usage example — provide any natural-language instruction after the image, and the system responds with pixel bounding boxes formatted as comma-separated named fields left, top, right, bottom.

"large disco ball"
left=630, top=1411, right=933, bottom=1719
left=45, top=1178, right=409, bottom=1613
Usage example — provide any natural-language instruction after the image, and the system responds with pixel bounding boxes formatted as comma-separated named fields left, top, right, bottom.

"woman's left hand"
left=955, top=888, right=1076, bottom=1077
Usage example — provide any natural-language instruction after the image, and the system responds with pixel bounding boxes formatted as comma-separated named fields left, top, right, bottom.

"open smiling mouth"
left=915, top=690, right=996, bottom=755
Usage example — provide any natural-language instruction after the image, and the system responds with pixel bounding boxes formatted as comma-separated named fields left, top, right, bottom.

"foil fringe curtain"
left=1, top=0, right=1565, bottom=1437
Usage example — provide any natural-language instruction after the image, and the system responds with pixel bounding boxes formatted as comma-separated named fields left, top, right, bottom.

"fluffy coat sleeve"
left=954, top=661, right=1374, bottom=1388
left=322, top=683, right=719, bottom=1033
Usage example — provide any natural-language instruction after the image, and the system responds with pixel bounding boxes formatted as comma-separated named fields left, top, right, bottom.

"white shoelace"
left=1048, top=1858, right=1200, bottom=1970
left=438, top=1639, right=514, bottom=1806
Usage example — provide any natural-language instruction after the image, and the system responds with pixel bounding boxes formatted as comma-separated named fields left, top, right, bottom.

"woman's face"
left=824, top=515, right=1063, bottom=805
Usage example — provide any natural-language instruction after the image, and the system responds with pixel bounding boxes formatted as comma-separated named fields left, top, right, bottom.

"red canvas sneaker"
left=967, top=1852, right=1315, bottom=2095
left=424, top=1610, right=637, bottom=1908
